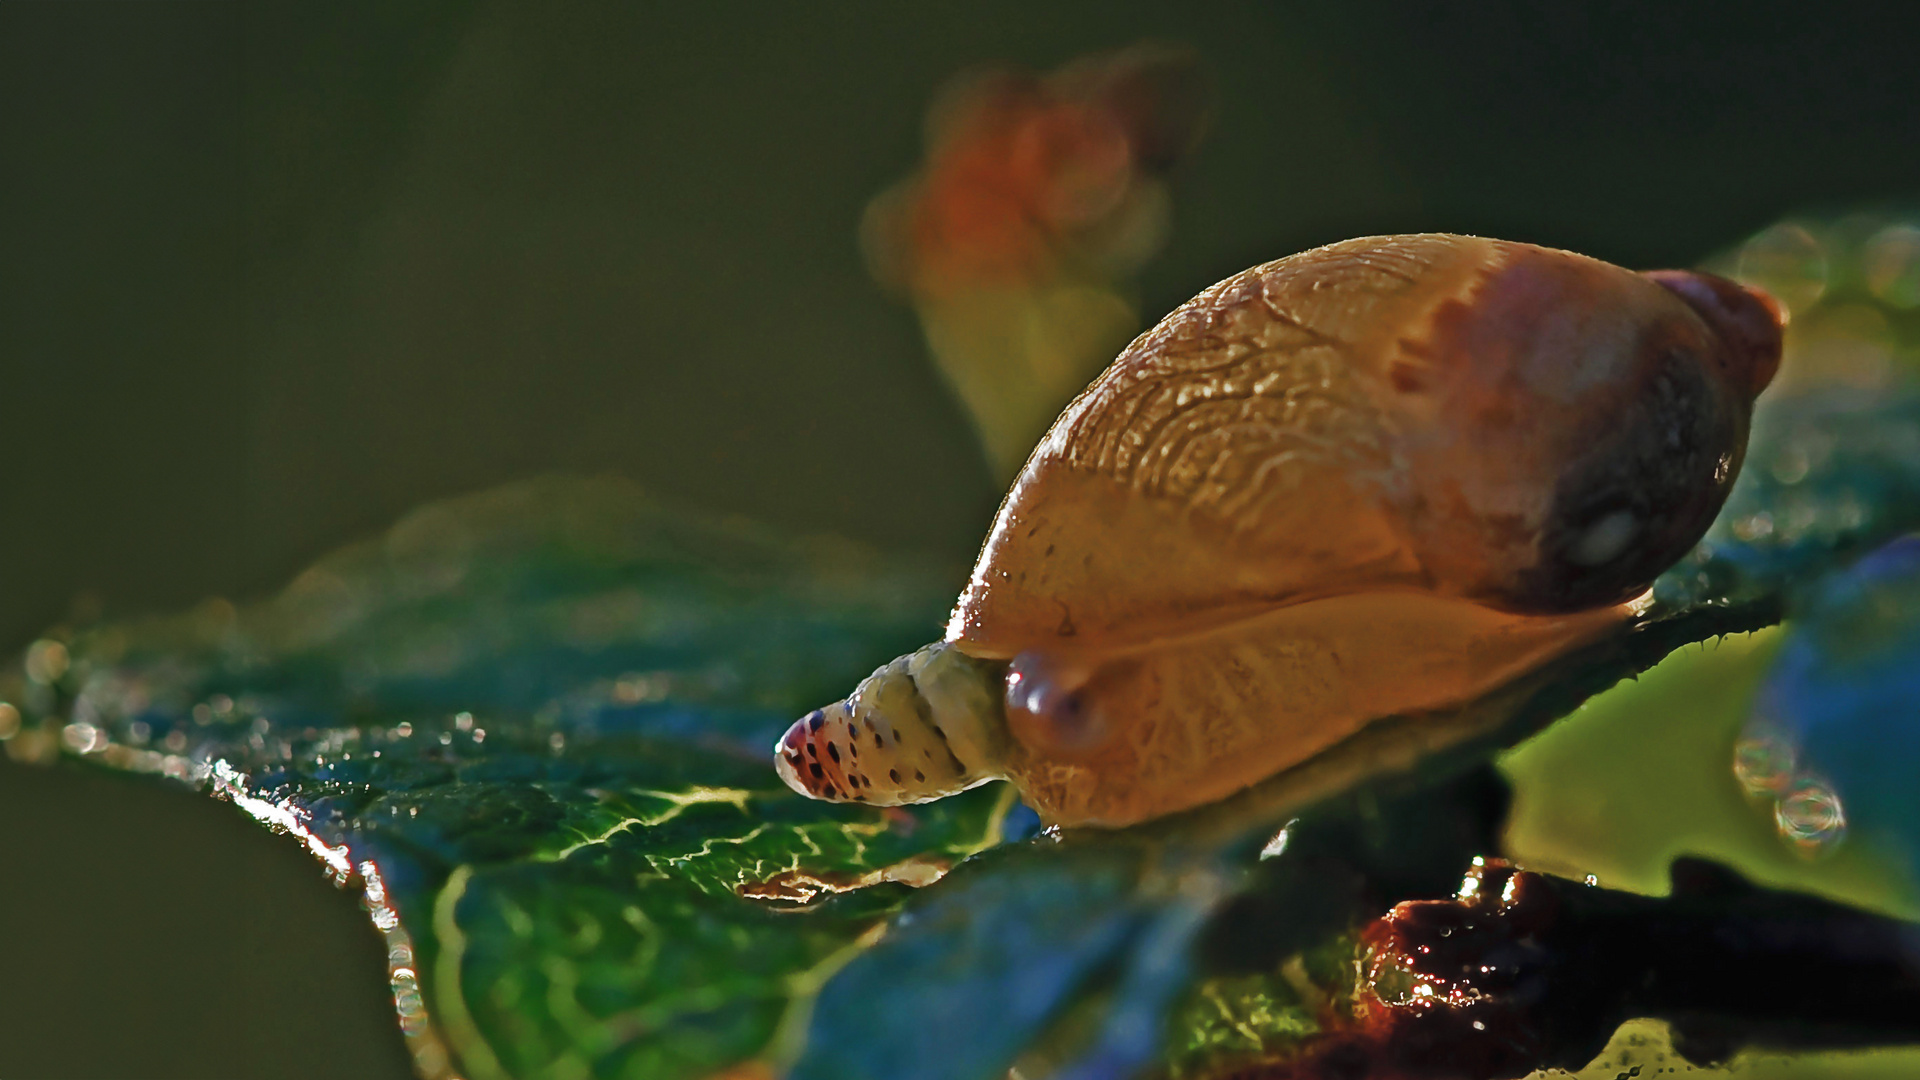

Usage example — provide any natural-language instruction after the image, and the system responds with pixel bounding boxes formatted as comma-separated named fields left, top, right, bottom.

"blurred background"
left=4, top=2, right=1920, bottom=1076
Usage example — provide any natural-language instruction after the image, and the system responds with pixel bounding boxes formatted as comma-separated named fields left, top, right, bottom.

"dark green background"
left=2, top=3, right=1918, bottom=1076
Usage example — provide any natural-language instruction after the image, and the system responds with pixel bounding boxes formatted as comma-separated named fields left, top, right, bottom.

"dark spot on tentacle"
left=808, top=762, right=824, bottom=779
left=805, top=743, right=817, bottom=759
left=889, top=769, right=902, bottom=784
left=914, top=769, right=925, bottom=782
left=827, top=743, right=840, bottom=763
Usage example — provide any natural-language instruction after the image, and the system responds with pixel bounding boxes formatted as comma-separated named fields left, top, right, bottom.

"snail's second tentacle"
left=775, top=643, right=1011, bottom=805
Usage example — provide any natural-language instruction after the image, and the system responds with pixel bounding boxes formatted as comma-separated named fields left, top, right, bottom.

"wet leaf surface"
left=1, top=477, right=1010, bottom=1079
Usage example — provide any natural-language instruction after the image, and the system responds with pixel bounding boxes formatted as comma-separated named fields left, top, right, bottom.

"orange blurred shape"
left=864, top=43, right=1211, bottom=299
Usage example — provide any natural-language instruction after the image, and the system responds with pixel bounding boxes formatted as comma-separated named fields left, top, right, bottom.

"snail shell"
left=778, top=234, right=1783, bottom=827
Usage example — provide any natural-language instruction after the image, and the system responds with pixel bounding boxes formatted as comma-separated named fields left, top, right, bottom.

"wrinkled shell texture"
left=947, top=235, right=1770, bottom=826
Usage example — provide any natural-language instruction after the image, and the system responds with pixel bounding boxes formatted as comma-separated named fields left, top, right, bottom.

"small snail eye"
left=1005, top=651, right=1108, bottom=756
left=1565, top=509, right=1640, bottom=567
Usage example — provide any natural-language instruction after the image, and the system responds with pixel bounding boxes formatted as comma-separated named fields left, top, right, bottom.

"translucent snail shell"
left=777, top=234, right=1783, bottom=828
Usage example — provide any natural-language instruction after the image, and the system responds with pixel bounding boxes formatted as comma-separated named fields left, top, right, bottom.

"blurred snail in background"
left=862, top=43, right=1212, bottom=480
left=779, top=233, right=1783, bottom=827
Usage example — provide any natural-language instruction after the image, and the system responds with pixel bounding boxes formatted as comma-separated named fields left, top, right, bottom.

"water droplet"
left=1834, top=490, right=1869, bottom=531
left=1732, top=512, right=1775, bottom=543
left=1863, top=222, right=1920, bottom=309
left=1776, top=780, right=1847, bottom=853
left=24, top=640, right=69, bottom=685
left=1738, top=222, right=1828, bottom=317
left=60, top=722, right=104, bottom=754
left=1771, top=446, right=1811, bottom=485
left=1733, top=735, right=1796, bottom=796
left=1259, top=822, right=1293, bottom=860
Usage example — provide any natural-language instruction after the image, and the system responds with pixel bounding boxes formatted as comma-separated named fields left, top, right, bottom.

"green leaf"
left=0, top=477, right=1011, bottom=1080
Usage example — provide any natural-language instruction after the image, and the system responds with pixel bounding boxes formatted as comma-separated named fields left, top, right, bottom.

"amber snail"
left=777, top=234, right=1784, bottom=828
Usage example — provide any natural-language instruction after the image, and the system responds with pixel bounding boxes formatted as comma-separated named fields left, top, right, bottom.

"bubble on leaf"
left=1731, top=511, right=1775, bottom=542
left=1737, top=222, right=1828, bottom=318
left=1733, top=735, right=1796, bottom=796
left=1776, top=779, right=1847, bottom=854
left=1863, top=222, right=1920, bottom=309
left=24, top=639, right=69, bottom=685
left=61, top=722, right=104, bottom=754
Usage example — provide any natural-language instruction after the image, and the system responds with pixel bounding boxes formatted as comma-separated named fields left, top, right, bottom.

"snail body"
left=779, top=234, right=1783, bottom=827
